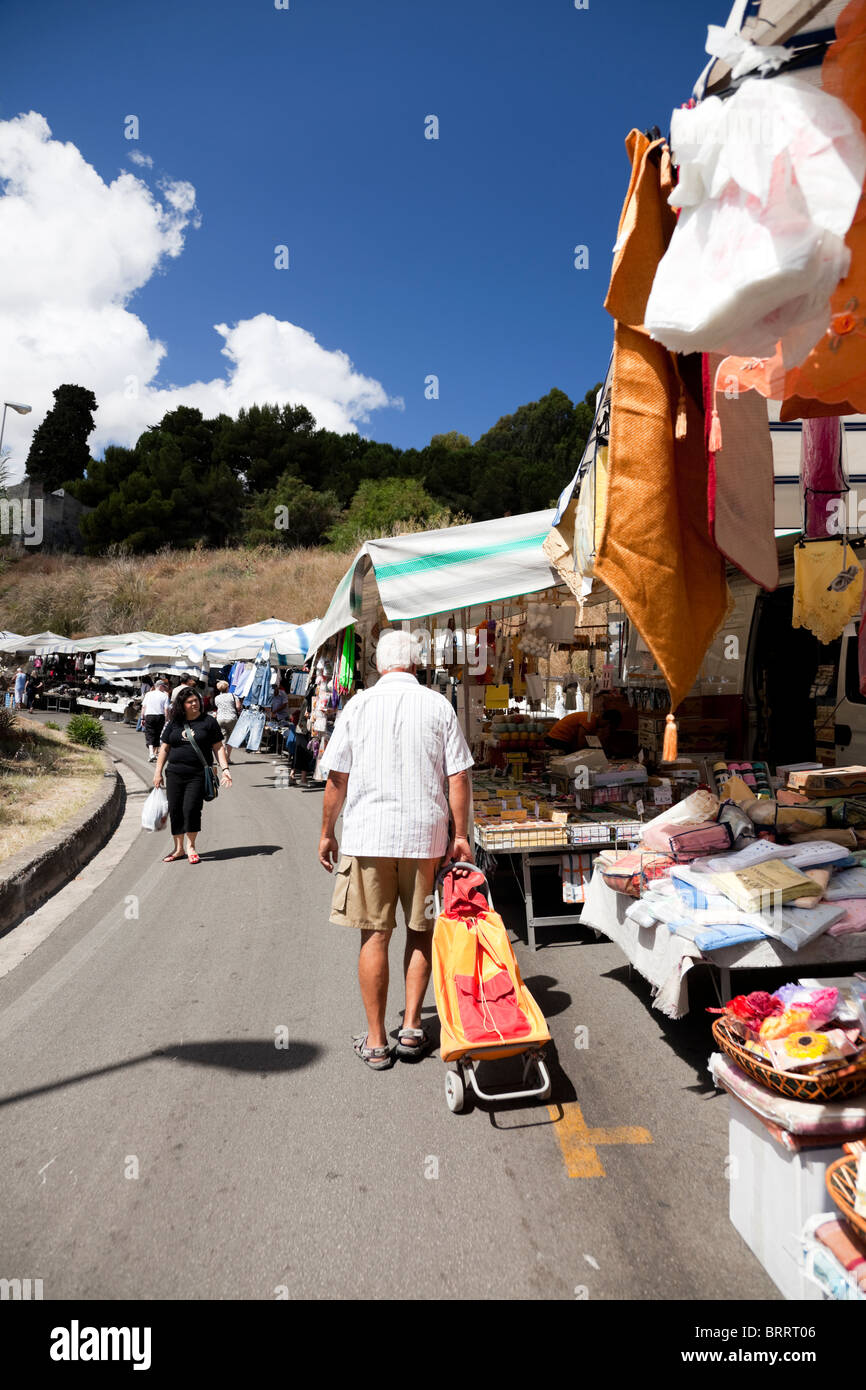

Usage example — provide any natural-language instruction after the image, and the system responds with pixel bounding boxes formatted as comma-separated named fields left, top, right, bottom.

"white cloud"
left=0, top=112, right=398, bottom=480
left=128, top=151, right=153, bottom=168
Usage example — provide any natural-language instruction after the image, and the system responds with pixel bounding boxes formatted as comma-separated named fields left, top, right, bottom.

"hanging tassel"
left=662, top=712, right=678, bottom=762
left=708, top=408, right=722, bottom=453
left=675, top=385, right=688, bottom=439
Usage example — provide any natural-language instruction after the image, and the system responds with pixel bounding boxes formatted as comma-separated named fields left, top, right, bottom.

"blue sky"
left=0, top=0, right=728, bottom=472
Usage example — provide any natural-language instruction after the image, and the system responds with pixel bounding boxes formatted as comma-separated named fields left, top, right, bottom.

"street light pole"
left=0, top=401, right=33, bottom=470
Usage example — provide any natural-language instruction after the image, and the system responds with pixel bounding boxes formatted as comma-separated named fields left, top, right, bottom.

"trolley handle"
left=435, top=860, right=480, bottom=885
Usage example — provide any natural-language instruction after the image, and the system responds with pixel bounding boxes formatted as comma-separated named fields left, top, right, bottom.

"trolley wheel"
left=444, top=1068, right=465, bottom=1113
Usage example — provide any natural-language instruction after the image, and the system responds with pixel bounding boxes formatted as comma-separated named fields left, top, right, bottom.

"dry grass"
left=0, top=716, right=104, bottom=865
left=0, top=545, right=350, bottom=638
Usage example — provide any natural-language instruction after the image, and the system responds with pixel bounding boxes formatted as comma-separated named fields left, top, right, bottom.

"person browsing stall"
left=318, top=628, right=474, bottom=1070
left=141, top=679, right=171, bottom=762
left=153, top=687, right=231, bottom=864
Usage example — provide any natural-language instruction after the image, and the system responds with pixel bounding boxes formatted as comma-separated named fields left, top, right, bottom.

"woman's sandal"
left=395, top=1027, right=430, bottom=1061
left=187, top=851, right=201, bottom=865
left=162, top=853, right=186, bottom=863
left=353, top=1034, right=393, bottom=1070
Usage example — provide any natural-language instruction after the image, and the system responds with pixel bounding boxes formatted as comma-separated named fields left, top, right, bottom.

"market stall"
left=708, top=975, right=866, bottom=1301
left=313, top=511, right=660, bottom=941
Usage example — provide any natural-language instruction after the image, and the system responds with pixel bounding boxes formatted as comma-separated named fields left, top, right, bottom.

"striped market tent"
left=314, top=510, right=561, bottom=652
left=182, top=619, right=320, bottom=667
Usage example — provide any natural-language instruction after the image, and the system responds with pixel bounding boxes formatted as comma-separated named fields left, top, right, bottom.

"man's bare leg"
left=403, top=931, right=433, bottom=1035
left=358, top=929, right=390, bottom=1049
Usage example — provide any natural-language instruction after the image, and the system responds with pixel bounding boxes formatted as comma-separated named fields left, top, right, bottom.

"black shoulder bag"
left=182, top=725, right=220, bottom=801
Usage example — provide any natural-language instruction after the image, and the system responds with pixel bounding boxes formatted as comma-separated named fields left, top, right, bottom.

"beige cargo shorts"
left=329, top=855, right=440, bottom=932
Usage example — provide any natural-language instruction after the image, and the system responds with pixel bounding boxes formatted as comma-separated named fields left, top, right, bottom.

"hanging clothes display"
left=793, top=538, right=864, bottom=644
left=704, top=352, right=778, bottom=590
left=686, top=3, right=866, bottom=418
left=644, top=73, right=866, bottom=365
left=802, top=416, right=846, bottom=538
left=779, top=0, right=866, bottom=417
left=596, top=129, right=728, bottom=715
left=229, top=643, right=274, bottom=751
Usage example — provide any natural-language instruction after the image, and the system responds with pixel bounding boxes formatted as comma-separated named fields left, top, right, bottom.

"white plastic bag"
left=141, top=786, right=169, bottom=832
left=645, top=77, right=866, bottom=363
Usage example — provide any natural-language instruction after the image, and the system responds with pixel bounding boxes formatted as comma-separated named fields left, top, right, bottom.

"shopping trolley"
left=432, top=862, right=552, bottom=1113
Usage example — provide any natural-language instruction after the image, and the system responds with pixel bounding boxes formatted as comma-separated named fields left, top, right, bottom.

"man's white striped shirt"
left=320, top=671, right=473, bottom=858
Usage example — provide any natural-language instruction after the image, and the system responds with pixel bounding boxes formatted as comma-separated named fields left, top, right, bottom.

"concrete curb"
left=0, top=747, right=124, bottom=936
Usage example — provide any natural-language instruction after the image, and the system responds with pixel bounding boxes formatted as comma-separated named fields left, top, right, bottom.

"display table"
left=580, top=868, right=866, bottom=1018
left=727, top=1095, right=837, bottom=1301
left=475, top=826, right=632, bottom=950
left=75, top=696, right=133, bottom=721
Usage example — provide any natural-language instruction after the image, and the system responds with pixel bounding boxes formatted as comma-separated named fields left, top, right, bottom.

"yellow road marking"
left=548, top=1102, right=653, bottom=1178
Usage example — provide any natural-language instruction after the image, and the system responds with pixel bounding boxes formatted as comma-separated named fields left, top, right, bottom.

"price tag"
left=655, top=778, right=672, bottom=806
left=585, top=734, right=602, bottom=748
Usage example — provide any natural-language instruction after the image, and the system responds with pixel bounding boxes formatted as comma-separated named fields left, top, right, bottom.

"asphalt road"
left=0, top=716, right=779, bottom=1301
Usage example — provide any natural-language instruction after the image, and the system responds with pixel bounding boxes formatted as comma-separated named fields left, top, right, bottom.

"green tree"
left=429, top=431, right=472, bottom=451
left=214, top=402, right=317, bottom=494
left=326, top=476, right=442, bottom=552
left=243, top=476, right=341, bottom=548
left=25, top=385, right=98, bottom=492
left=79, top=406, right=244, bottom=554
left=66, top=444, right=136, bottom=508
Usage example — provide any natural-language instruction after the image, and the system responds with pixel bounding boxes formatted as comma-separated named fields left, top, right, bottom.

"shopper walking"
left=153, top=687, right=231, bottom=864
left=141, top=680, right=171, bottom=762
left=213, top=680, right=241, bottom=763
left=13, top=668, right=26, bottom=709
left=318, top=629, right=473, bottom=1070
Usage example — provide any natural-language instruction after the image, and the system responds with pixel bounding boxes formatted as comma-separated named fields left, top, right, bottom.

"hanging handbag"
left=182, top=725, right=220, bottom=801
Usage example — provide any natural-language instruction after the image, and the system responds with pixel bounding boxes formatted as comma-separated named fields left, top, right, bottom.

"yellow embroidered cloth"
left=793, top=539, right=864, bottom=644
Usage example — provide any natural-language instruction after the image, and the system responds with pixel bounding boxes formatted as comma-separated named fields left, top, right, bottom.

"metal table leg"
left=521, top=852, right=537, bottom=951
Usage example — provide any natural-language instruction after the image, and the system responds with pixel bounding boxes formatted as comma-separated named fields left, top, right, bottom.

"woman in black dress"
left=152, top=688, right=231, bottom=864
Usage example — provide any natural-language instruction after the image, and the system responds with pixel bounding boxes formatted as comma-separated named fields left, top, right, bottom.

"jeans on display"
left=228, top=708, right=252, bottom=748
left=245, top=710, right=267, bottom=752
left=228, top=708, right=267, bottom=750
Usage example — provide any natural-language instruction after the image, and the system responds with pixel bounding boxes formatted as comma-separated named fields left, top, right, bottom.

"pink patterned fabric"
left=802, top=416, right=845, bottom=539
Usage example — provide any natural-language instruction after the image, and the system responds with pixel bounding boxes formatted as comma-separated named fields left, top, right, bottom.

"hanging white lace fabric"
left=645, top=75, right=866, bottom=365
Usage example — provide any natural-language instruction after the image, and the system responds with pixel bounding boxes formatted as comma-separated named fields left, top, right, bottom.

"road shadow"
left=0, top=1038, right=322, bottom=1109
left=198, top=845, right=283, bottom=860
left=598, top=962, right=722, bottom=1093
left=520, top=973, right=572, bottom=1020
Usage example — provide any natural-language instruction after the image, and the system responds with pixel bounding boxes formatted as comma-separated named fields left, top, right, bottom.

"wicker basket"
left=826, top=1156, right=866, bottom=1241
left=712, top=1018, right=866, bottom=1103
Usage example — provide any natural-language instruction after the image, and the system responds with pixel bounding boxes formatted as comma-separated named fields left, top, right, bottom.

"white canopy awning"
left=182, top=619, right=320, bottom=666
left=0, top=630, right=73, bottom=654
left=314, top=511, right=560, bottom=651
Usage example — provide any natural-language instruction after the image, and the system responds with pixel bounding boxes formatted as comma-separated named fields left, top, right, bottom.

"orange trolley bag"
left=432, top=864, right=551, bottom=1113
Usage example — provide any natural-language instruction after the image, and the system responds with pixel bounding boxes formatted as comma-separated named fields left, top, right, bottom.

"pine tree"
left=25, top=384, right=98, bottom=492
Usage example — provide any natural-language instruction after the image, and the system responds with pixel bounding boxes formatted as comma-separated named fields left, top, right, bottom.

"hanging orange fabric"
left=779, top=0, right=866, bottom=418
left=597, top=130, right=728, bottom=712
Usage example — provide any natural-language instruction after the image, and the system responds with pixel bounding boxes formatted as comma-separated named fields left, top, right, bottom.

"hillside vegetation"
left=0, top=546, right=349, bottom=637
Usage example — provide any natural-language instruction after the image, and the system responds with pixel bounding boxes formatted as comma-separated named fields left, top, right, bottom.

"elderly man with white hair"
left=318, top=628, right=473, bottom=1070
